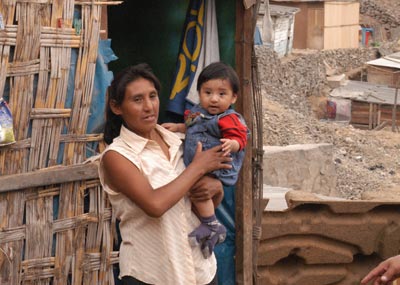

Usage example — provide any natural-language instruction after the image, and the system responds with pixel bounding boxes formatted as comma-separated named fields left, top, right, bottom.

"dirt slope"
left=263, top=95, right=400, bottom=200
left=262, top=0, right=400, bottom=200
left=360, top=0, right=400, bottom=42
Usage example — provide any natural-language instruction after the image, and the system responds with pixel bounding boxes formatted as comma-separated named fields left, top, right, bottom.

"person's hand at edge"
left=361, top=255, right=400, bottom=285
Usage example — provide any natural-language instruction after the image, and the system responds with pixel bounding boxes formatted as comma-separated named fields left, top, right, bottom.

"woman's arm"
left=102, top=143, right=231, bottom=218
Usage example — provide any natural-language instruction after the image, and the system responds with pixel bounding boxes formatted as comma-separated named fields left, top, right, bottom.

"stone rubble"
left=360, top=0, right=400, bottom=32
left=256, top=2, right=400, bottom=284
left=256, top=44, right=400, bottom=200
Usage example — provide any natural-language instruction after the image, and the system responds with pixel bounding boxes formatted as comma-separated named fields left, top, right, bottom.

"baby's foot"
left=188, top=223, right=213, bottom=247
left=188, top=215, right=226, bottom=249
left=201, top=222, right=226, bottom=258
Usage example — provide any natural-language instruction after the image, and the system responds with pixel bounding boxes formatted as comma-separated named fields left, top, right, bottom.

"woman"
left=99, top=63, right=232, bottom=285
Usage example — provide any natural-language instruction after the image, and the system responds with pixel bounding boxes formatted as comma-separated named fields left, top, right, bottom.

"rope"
left=253, top=226, right=262, bottom=240
left=251, top=7, right=264, bottom=281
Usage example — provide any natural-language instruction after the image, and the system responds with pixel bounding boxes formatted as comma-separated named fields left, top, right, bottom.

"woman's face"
left=111, top=77, right=159, bottom=139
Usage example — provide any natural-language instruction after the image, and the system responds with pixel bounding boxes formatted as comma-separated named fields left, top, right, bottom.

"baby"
left=163, top=62, right=249, bottom=258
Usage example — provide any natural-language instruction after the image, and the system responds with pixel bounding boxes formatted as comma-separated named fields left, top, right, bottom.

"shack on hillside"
left=257, top=3, right=300, bottom=57
left=366, top=52, right=400, bottom=87
left=330, top=80, right=400, bottom=130
left=270, top=0, right=360, bottom=50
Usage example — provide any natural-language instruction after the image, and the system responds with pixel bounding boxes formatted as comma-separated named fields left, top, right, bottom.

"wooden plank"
left=0, top=162, right=99, bottom=193
left=100, top=4, right=108, bottom=40
left=324, top=25, right=359, bottom=49
left=324, top=2, right=359, bottom=27
left=367, top=66, right=398, bottom=86
left=307, top=7, right=324, bottom=50
left=351, top=123, right=370, bottom=129
left=352, top=107, right=373, bottom=113
left=369, top=103, right=373, bottom=129
left=351, top=118, right=369, bottom=125
left=323, top=2, right=359, bottom=49
left=374, top=121, right=389, bottom=131
left=393, top=88, right=399, bottom=132
left=352, top=112, right=373, bottom=118
left=351, top=99, right=400, bottom=127
left=235, top=1, right=254, bottom=284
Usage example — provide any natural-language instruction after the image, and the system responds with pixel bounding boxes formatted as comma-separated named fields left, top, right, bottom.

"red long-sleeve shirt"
left=218, top=114, right=248, bottom=150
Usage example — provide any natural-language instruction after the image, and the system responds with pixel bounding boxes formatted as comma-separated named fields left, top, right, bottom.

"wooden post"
left=369, top=103, right=373, bottom=130
left=392, top=87, right=398, bottom=132
left=100, top=5, right=108, bottom=40
left=235, top=1, right=254, bottom=284
left=373, top=104, right=377, bottom=128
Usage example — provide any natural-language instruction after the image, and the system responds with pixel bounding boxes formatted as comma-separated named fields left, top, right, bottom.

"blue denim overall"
left=183, top=105, right=248, bottom=186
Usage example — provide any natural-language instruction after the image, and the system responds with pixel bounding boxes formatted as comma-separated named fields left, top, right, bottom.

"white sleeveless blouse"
left=98, top=125, right=217, bottom=285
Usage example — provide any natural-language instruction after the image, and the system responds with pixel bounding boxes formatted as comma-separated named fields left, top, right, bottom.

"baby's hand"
left=220, top=139, right=240, bottom=156
left=161, top=123, right=178, bottom=132
left=161, top=123, right=185, bottom=133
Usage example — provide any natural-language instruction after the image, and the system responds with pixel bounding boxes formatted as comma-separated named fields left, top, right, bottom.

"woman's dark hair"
left=196, top=62, right=240, bottom=94
left=103, top=63, right=161, bottom=144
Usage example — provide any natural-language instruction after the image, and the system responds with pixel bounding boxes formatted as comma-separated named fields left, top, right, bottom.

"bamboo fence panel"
left=0, top=0, right=119, bottom=175
left=64, top=3, right=102, bottom=165
left=0, top=162, right=118, bottom=285
left=0, top=1, right=121, bottom=285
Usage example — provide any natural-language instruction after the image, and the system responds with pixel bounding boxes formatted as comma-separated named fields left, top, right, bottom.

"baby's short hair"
left=197, top=62, right=240, bottom=94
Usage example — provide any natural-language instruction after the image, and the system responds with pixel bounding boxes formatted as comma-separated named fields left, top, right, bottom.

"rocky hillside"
left=258, top=0, right=400, bottom=200
left=360, top=0, right=400, bottom=42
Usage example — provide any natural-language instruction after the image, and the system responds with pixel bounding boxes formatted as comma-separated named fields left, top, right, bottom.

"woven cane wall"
left=0, top=1, right=120, bottom=284
left=0, top=162, right=118, bottom=285
left=0, top=0, right=118, bottom=175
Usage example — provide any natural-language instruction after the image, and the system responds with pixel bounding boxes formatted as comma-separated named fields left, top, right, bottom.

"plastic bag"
left=0, top=98, right=16, bottom=146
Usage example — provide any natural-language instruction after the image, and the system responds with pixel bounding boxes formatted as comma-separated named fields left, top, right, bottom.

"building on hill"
left=270, top=0, right=360, bottom=50
left=257, top=3, right=300, bottom=57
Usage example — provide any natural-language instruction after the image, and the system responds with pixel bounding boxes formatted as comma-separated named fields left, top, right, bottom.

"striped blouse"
left=98, top=125, right=217, bottom=285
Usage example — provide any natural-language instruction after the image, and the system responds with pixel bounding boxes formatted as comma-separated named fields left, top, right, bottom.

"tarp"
left=167, top=0, right=220, bottom=115
left=215, top=185, right=236, bottom=285
left=185, top=0, right=220, bottom=105
left=64, top=39, right=117, bottom=160
left=167, top=0, right=206, bottom=116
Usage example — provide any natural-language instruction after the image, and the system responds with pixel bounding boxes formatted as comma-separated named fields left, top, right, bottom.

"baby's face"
left=198, top=79, right=237, bottom=115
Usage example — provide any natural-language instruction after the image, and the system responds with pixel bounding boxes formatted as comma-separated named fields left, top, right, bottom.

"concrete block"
left=327, top=73, right=347, bottom=88
left=263, top=143, right=339, bottom=197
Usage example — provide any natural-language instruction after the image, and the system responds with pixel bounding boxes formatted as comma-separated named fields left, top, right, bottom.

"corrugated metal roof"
left=330, top=80, right=400, bottom=105
left=366, top=52, right=400, bottom=70
left=270, top=4, right=300, bottom=16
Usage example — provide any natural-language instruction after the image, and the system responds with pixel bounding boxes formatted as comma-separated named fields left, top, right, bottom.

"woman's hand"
left=190, top=176, right=224, bottom=207
left=361, top=255, right=400, bottom=285
left=190, top=142, right=232, bottom=175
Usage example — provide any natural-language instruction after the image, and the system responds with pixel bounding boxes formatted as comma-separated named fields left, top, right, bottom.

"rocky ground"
left=360, top=0, right=400, bottom=43
left=260, top=0, right=400, bottom=200
left=262, top=94, right=400, bottom=200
